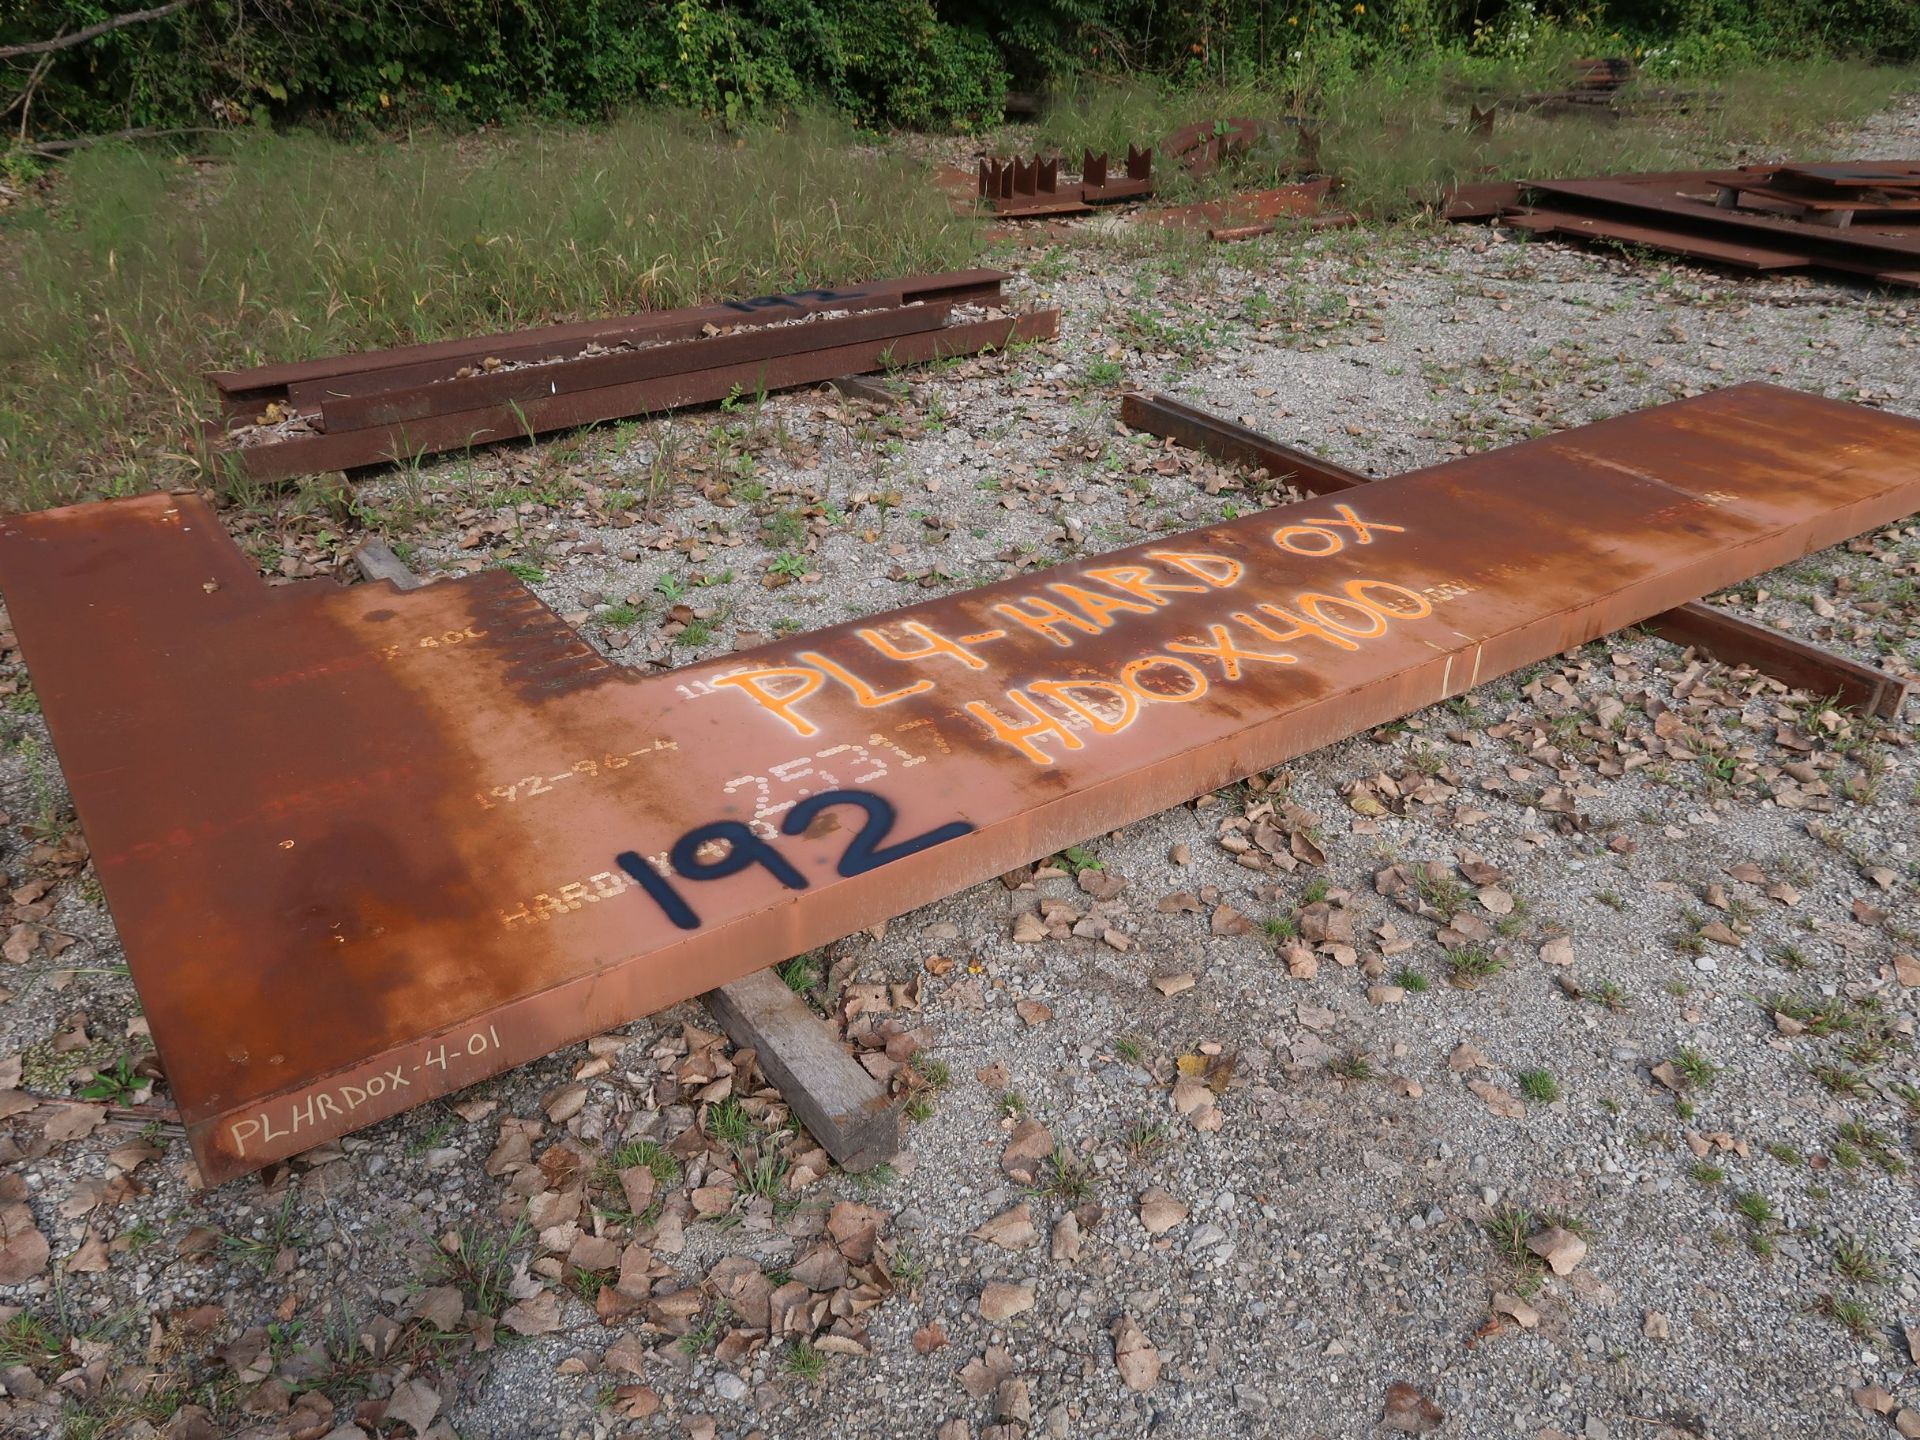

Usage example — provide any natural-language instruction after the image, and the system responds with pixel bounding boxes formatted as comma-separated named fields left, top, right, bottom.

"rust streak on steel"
left=1120, top=390, right=1912, bottom=719
left=6, top=383, right=1920, bottom=1183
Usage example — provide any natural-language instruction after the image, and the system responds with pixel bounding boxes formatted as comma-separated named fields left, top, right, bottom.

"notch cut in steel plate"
left=4, top=383, right=1920, bottom=1183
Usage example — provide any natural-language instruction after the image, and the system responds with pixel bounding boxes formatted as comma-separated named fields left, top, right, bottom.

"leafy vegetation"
left=7, top=0, right=1008, bottom=139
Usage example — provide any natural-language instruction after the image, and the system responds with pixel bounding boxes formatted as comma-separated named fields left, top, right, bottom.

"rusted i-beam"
left=4, top=384, right=1919, bottom=1183
left=1119, top=391, right=1912, bottom=718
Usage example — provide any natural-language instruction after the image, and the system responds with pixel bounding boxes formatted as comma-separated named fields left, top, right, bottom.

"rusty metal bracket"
left=1080, top=146, right=1154, bottom=203
left=976, top=156, right=1092, bottom=217
left=1120, top=390, right=1912, bottom=719
left=6, top=383, right=1919, bottom=1183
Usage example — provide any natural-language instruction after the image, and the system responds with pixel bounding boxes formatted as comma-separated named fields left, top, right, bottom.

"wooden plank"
left=351, top=538, right=425, bottom=592
left=1121, top=390, right=1911, bottom=718
left=703, top=969, right=902, bottom=1172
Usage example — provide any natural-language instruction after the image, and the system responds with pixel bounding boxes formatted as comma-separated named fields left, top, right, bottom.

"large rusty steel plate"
left=3, top=382, right=1918, bottom=1183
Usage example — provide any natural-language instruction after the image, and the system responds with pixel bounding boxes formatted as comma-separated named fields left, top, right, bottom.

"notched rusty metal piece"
left=3, top=383, right=1918, bottom=1184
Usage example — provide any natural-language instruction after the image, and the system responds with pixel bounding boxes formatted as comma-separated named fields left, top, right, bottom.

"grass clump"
left=1671, top=1046, right=1718, bottom=1088
left=0, top=1313, right=62, bottom=1372
left=776, top=952, right=822, bottom=993
left=1815, top=1293, right=1877, bottom=1339
left=1328, top=1051, right=1373, bottom=1082
left=1832, top=1237, right=1887, bottom=1285
left=1033, top=1149, right=1095, bottom=1205
left=785, top=1340, right=827, bottom=1381
left=1446, top=946, right=1507, bottom=985
left=1810, top=1062, right=1869, bottom=1098
left=1836, top=1120, right=1907, bottom=1175
left=1517, top=1069, right=1561, bottom=1104
left=1122, top=1121, right=1168, bottom=1162
left=705, top=1098, right=755, bottom=1146
left=431, top=1219, right=531, bottom=1316
left=609, top=1138, right=681, bottom=1187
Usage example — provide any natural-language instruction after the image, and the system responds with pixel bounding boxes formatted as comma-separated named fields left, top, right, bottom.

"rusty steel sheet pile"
left=5, top=382, right=1920, bottom=1184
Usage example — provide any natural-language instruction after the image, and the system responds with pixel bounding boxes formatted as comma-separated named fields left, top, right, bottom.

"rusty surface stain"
left=3, top=382, right=1919, bottom=1183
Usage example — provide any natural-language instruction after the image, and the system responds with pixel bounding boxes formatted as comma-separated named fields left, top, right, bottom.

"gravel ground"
left=2, top=93, right=1919, bottom=1440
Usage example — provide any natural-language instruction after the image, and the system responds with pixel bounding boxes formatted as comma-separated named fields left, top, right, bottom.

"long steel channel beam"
left=3, top=382, right=1917, bottom=1182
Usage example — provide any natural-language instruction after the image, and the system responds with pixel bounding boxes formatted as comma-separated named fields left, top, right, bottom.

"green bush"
left=2, top=0, right=1916, bottom=143
left=3, top=0, right=1007, bottom=139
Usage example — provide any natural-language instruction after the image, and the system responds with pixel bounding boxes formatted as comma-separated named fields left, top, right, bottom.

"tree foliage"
left=4, top=0, right=1916, bottom=142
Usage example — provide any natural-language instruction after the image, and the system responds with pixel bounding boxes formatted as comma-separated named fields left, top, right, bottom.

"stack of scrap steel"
left=975, top=147, right=1152, bottom=216
left=1570, top=56, right=1635, bottom=91
left=1512, top=56, right=1701, bottom=120
left=1444, top=161, right=1920, bottom=288
left=1161, top=117, right=1265, bottom=177
left=1517, top=55, right=1633, bottom=116
left=206, top=270, right=1057, bottom=481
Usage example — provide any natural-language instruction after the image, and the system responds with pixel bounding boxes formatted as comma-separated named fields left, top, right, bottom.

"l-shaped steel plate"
left=3, top=382, right=1917, bottom=1182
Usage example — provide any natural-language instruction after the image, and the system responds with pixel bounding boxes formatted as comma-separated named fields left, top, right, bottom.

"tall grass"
left=1040, top=58, right=1919, bottom=214
left=0, top=110, right=980, bottom=510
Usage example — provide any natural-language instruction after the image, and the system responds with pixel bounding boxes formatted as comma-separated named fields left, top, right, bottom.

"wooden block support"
left=829, top=374, right=902, bottom=407
left=352, top=540, right=904, bottom=1170
left=1120, top=390, right=1911, bottom=719
left=352, top=538, right=424, bottom=591
left=703, top=969, right=903, bottom=1172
